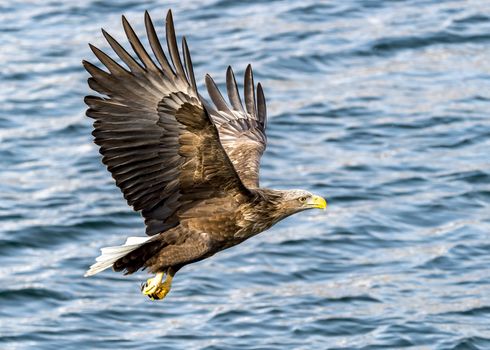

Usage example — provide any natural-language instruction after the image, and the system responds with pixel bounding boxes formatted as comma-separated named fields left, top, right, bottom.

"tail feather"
left=84, top=236, right=152, bottom=277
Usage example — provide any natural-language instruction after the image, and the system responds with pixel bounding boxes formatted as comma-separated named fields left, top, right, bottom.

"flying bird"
left=83, top=10, right=327, bottom=300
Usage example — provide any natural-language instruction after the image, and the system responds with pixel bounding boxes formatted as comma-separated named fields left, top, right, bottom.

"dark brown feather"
left=165, top=10, right=186, bottom=79
left=102, top=29, right=144, bottom=74
left=144, top=10, right=174, bottom=75
left=205, top=74, right=233, bottom=113
left=182, top=37, right=198, bottom=93
left=226, top=66, right=245, bottom=112
left=122, top=15, right=160, bottom=73
left=257, top=83, right=267, bottom=128
left=244, top=64, right=256, bottom=117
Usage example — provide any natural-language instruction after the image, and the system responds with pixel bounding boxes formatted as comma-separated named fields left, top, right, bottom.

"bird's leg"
left=154, top=269, right=174, bottom=300
left=140, top=268, right=175, bottom=300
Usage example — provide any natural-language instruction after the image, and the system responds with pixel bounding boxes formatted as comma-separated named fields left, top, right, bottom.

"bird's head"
left=281, top=189, right=327, bottom=211
left=264, top=189, right=327, bottom=221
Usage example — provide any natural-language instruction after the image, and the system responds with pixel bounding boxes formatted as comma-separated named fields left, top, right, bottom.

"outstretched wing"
left=83, top=10, right=249, bottom=236
left=203, top=65, right=267, bottom=189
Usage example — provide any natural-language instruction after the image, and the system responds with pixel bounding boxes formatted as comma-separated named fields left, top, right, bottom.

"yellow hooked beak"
left=307, top=195, right=327, bottom=210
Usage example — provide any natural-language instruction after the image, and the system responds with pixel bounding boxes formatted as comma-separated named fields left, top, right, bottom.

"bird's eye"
left=299, top=196, right=308, bottom=203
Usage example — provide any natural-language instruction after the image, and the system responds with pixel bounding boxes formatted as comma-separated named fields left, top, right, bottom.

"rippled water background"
left=1, top=0, right=490, bottom=349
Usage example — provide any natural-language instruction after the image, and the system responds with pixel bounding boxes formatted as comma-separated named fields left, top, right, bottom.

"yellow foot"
left=140, top=271, right=173, bottom=301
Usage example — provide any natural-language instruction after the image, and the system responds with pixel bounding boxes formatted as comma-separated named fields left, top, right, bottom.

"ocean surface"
left=1, top=0, right=490, bottom=349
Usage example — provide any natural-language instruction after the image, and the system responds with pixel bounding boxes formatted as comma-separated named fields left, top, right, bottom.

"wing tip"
left=83, top=95, right=94, bottom=105
left=166, top=8, right=173, bottom=24
left=88, top=42, right=97, bottom=53
left=121, top=15, right=132, bottom=32
left=144, top=9, right=152, bottom=25
left=244, top=64, right=256, bottom=116
left=226, top=65, right=236, bottom=81
left=100, top=28, right=114, bottom=45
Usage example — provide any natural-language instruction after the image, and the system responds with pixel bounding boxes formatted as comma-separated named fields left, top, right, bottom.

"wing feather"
left=205, top=74, right=233, bottom=114
left=204, top=66, right=267, bottom=188
left=244, top=64, right=257, bottom=117
left=84, top=10, right=249, bottom=236
left=122, top=15, right=160, bottom=73
left=144, top=10, right=174, bottom=75
left=182, top=37, right=198, bottom=92
left=257, top=82, right=267, bottom=127
left=226, top=66, right=245, bottom=112
left=102, top=29, right=145, bottom=74
left=165, top=10, right=186, bottom=79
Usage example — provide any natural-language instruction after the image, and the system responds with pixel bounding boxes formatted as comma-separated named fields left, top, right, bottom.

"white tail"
left=84, top=236, right=152, bottom=277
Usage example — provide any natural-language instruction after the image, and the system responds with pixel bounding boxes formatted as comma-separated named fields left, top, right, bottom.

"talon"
left=141, top=275, right=162, bottom=295
left=140, top=269, right=174, bottom=301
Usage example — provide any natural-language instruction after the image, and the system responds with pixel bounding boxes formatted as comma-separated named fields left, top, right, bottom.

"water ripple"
left=1, top=0, right=490, bottom=349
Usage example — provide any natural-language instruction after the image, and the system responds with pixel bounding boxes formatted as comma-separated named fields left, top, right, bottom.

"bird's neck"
left=243, top=189, right=288, bottom=231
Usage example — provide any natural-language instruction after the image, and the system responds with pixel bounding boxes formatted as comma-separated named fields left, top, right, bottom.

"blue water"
left=1, top=0, right=490, bottom=349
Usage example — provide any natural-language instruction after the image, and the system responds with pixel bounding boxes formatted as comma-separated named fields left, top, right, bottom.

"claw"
left=149, top=293, right=161, bottom=301
left=140, top=270, right=173, bottom=301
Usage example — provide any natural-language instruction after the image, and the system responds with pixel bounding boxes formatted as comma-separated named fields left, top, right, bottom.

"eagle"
left=83, top=10, right=327, bottom=300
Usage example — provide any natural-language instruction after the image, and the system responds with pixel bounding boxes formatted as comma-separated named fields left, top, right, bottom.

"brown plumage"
left=84, top=10, right=326, bottom=300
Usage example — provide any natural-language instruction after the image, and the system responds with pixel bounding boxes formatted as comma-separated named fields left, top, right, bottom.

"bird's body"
left=113, top=188, right=317, bottom=275
left=84, top=10, right=326, bottom=300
